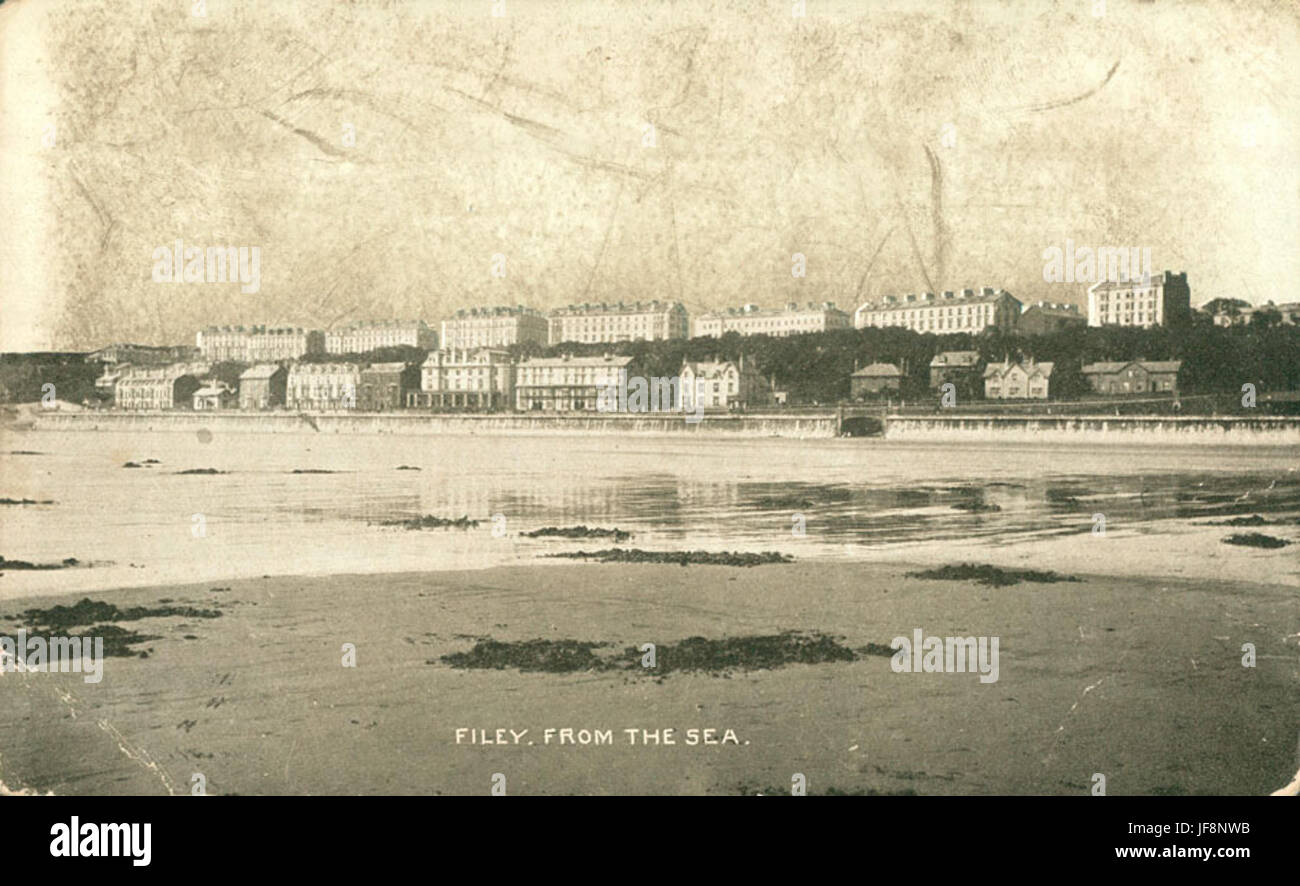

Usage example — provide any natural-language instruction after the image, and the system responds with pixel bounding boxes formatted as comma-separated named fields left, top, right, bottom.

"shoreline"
left=1, top=560, right=1294, bottom=796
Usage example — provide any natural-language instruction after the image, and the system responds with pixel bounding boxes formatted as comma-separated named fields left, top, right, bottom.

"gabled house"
left=679, top=358, right=768, bottom=411
left=983, top=360, right=1054, bottom=399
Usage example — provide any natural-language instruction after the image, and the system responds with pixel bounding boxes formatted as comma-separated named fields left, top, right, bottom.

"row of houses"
left=849, top=351, right=1183, bottom=401
left=112, top=352, right=774, bottom=413
left=189, top=277, right=1191, bottom=367
left=191, top=296, right=1056, bottom=363
left=115, top=348, right=1185, bottom=412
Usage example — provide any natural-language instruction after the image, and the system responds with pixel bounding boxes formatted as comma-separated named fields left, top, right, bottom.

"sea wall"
left=27, top=409, right=841, bottom=438
left=883, top=414, right=1300, bottom=446
left=20, top=409, right=1300, bottom=444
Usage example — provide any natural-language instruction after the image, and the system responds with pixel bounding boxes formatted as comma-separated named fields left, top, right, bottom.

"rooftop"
left=983, top=360, right=1054, bottom=379
left=857, top=288, right=1017, bottom=313
left=329, top=320, right=429, bottom=330
left=518, top=354, right=635, bottom=368
left=852, top=362, right=902, bottom=378
left=450, top=305, right=545, bottom=318
left=1081, top=360, right=1182, bottom=375
left=239, top=364, right=284, bottom=379
left=1087, top=271, right=1186, bottom=292
left=929, top=350, right=981, bottom=368
left=700, top=302, right=844, bottom=318
left=551, top=301, right=684, bottom=316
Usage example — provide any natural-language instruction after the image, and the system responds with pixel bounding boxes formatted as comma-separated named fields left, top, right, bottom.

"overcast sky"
left=1, top=0, right=1296, bottom=350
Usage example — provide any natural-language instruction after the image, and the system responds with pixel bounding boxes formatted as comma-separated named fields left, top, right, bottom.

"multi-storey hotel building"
left=1086, top=271, right=1191, bottom=328
left=324, top=320, right=436, bottom=354
left=440, top=306, right=549, bottom=350
left=285, top=362, right=361, bottom=410
left=692, top=302, right=851, bottom=338
left=409, top=348, right=516, bottom=410
left=515, top=354, right=638, bottom=411
left=196, top=326, right=325, bottom=363
left=854, top=288, right=1021, bottom=334
left=547, top=301, right=688, bottom=345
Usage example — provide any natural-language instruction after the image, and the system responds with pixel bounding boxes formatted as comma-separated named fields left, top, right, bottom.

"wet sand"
left=1, top=560, right=1295, bottom=795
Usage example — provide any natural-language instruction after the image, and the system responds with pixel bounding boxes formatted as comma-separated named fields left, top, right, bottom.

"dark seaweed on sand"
left=0, top=556, right=80, bottom=571
left=624, top=632, right=857, bottom=675
left=379, top=515, right=480, bottom=530
left=438, top=631, right=866, bottom=677
left=906, top=563, right=1082, bottom=587
left=440, top=639, right=612, bottom=673
left=80, top=624, right=163, bottom=658
left=547, top=548, right=792, bottom=567
left=19, top=597, right=222, bottom=632
left=1221, top=532, right=1291, bottom=549
left=176, top=468, right=226, bottom=475
left=1200, top=514, right=1300, bottom=527
left=521, top=525, right=631, bottom=542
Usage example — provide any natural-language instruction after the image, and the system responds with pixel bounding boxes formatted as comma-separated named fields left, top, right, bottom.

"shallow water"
left=0, top=428, right=1296, bottom=596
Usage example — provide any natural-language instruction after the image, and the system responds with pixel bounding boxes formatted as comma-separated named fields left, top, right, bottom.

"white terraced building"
left=196, top=326, right=324, bottom=363
left=547, top=301, right=688, bottom=345
left=440, top=306, right=549, bottom=350
left=286, top=363, right=361, bottom=410
left=854, top=288, right=1021, bottom=334
left=324, top=320, right=437, bottom=354
left=514, top=354, right=637, bottom=411
left=692, top=302, right=851, bottom=338
left=114, top=363, right=210, bottom=410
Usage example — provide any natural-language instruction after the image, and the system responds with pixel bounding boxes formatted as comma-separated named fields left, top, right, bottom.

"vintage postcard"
left=1, top=0, right=1297, bottom=808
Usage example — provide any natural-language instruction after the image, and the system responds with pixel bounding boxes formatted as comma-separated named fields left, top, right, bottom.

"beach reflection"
left=1, top=429, right=1296, bottom=595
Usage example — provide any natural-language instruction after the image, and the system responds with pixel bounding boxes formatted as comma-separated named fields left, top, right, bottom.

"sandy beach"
left=1, top=559, right=1295, bottom=796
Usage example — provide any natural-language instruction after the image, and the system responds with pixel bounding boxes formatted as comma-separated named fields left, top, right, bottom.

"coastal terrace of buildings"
left=98, top=270, right=1248, bottom=409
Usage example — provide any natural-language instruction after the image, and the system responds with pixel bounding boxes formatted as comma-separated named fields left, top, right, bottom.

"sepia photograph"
left=0, top=0, right=1296, bottom=837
